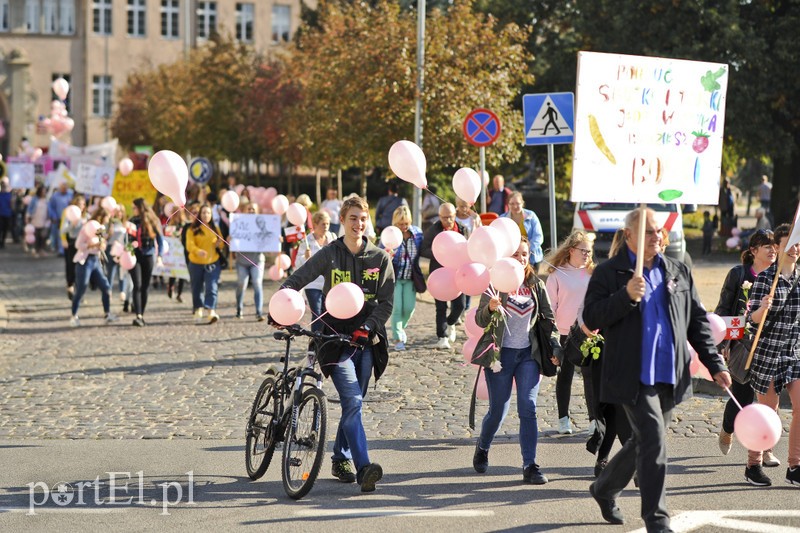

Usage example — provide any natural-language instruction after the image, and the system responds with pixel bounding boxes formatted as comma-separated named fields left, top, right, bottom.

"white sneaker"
left=434, top=337, right=451, bottom=350
left=69, top=315, right=80, bottom=327
left=445, top=324, right=457, bottom=343
left=194, top=309, right=205, bottom=324
left=558, top=416, right=573, bottom=435
left=207, top=310, right=220, bottom=324
left=105, top=313, right=119, bottom=324
left=394, top=341, right=406, bottom=351
left=763, top=450, right=781, bottom=467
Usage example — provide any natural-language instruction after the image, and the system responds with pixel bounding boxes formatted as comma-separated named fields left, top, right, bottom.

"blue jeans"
left=235, top=263, right=264, bottom=316
left=305, top=288, right=325, bottom=332
left=50, top=220, right=63, bottom=254
left=479, top=346, right=541, bottom=468
left=72, top=254, right=111, bottom=316
left=329, top=347, right=373, bottom=470
left=188, top=260, right=221, bottom=310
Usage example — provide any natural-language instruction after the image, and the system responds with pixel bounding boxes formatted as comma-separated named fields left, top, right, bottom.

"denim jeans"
left=329, top=347, right=373, bottom=471
left=479, top=346, right=541, bottom=468
left=235, top=263, right=264, bottom=316
left=188, top=260, right=221, bottom=310
left=72, top=254, right=111, bottom=316
left=50, top=221, right=63, bottom=254
left=305, top=288, right=325, bottom=333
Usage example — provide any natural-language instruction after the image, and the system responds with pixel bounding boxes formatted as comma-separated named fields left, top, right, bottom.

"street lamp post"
left=412, top=0, right=425, bottom=227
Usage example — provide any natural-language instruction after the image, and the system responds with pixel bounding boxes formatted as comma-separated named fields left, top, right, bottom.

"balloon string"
left=424, top=187, right=448, bottom=205
left=182, top=206, right=262, bottom=270
left=724, top=386, right=743, bottom=410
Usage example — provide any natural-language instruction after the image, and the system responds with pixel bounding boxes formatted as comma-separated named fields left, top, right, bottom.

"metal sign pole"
left=547, top=143, right=557, bottom=250
left=479, top=146, right=486, bottom=214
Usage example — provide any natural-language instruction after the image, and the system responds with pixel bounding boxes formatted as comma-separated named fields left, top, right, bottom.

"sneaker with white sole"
left=104, top=313, right=119, bottom=324
left=434, top=337, right=451, bottom=350
left=207, top=310, right=220, bottom=324
left=445, top=324, right=457, bottom=343
left=194, top=309, right=205, bottom=324
left=744, top=465, right=772, bottom=486
left=69, top=315, right=80, bottom=327
left=763, top=450, right=781, bottom=467
left=786, top=466, right=800, bottom=487
left=558, top=416, right=573, bottom=435
left=718, top=430, right=733, bottom=455
left=394, top=341, right=406, bottom=351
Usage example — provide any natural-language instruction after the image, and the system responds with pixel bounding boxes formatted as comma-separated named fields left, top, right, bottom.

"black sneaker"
left=132, top=317, right=145, bottom=327
left=787, top=466, right=800, bottom=487
left=357, top=463, right=383, bottom=493
left=473, top=442, right=489, bottom=473
left=331, top=460, right=356, bottom=483
left=522, top=463, right=548, bottom=484
left=745, top=465, right=772, bottom=486
left=589, top=482, right=625, bottom=525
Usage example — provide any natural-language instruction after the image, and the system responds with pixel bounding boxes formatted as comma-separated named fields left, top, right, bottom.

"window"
left=160, top=0, right=179, bottom=38
left=271, top=4, right=290, bottom=43
left=43, top=0, right=58, bottom=33
left=236, top=3, right=253, bottom=43
left=127, top=0, right=145, bottom=36
left=93, top=0, right=111, bottom=35
left=25, top=0, right=41, bottom=32
left=196, top=1, right=216, bottom=39
left=0, top=0, right=9, bottom=32
left=92, top=75, right=112, bottom=117
left=59, top=0, right=75, bottom=34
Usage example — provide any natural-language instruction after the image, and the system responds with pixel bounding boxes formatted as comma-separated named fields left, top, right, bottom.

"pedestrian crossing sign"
left=523, top=92, right=574, bottom=146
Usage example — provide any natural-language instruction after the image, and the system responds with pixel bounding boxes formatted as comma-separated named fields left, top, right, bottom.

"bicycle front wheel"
left=245, top=376, right=279, bottom=480
left=281, top=387, right=327, bottom=499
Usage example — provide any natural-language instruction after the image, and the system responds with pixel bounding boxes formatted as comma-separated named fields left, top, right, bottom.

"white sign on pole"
left=76, top=164, right=116, bottom=197
left=571, top=52, right=728, bottom=204
left=228, top=214, right=282, bottom=253
left=7, top=162, right=35, bottom=189
left=152, top=236, right=189, bottom=281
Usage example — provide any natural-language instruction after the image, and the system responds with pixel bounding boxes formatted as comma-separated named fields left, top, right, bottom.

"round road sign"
left=463, top=108, right=501, bottom=147
left=189, top=157, right=213, bottom=184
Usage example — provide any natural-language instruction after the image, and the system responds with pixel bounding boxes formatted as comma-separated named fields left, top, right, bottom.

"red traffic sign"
left=463, top=108, right=501, bottom=147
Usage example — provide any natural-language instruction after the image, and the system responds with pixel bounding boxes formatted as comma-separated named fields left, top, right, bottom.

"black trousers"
left=722, top=378, right=755, bottom=434
left=435, top=295, right=465, bottom=338
left=130, top=253, right=155, bottom=316
left=594, top=383, right=674, bottom=531
left=64, top=238, right=77, bottom=287
left=0, top=216, right=11, bottom=247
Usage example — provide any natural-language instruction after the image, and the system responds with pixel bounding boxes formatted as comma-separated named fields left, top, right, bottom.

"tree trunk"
left=360, top=168, right=367, bottom=198
left=315, top=167, right=321, bottom=207
left=771, top=146, right=800, bottom=227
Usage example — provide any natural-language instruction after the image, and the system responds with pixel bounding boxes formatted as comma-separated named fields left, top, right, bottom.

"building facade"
left=0, top=0, right=312, bottom=155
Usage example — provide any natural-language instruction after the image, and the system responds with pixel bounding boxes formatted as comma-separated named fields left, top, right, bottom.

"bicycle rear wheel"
left=245, top=376, right=279, bottom=480
left=281, top=387, right=327, bottom=499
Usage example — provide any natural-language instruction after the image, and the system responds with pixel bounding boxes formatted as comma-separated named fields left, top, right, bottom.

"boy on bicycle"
left=275, top=195, right=395, bottom=492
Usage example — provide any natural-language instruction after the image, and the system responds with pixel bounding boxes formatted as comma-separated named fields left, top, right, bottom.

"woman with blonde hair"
left=296, top=209, right=338, bottom=331
left=386, top=205, right=423, bottom=350
left=544, top=230, right=596, bottom=435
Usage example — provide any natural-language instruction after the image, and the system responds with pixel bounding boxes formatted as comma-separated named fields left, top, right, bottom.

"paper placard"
left=7, top=161, right=35, bottom=189
left=228, top=213, right=281, bottom=253
left=152, top=236, right=189, bottom=281
left=110, top=170, right=158, bottom=215
left=572, top=52, right=729, bottom=204
left=75, top=164, right=116, bottom=197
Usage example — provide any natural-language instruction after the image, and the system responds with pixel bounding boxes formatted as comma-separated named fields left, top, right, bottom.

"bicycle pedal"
left=289, top=457, right=302, bottom=467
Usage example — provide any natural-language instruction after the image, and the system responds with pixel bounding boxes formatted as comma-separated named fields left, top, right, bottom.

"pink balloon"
left=268, top=265, right=284, bottom=281
left=100, top=196, right=117, bottom=212
left=381, top=226, right=403, bottom=250
left=164, top=202, right=177, bottom=217
left=465, top=307, right=484, bottom=338
left=432, top=231, right=469, bottom=270
left=731, top=227, right=742, bottom=236
left=81, top=220, right=102, bottom=239
left=63, top=117, right=74, bottom=133
left=221, top=190, right=240, bottom=213
left=467, top=226, right=503, bottom=268
left=325, top=282, right=365, bottom=319
left=286, top=202, right=308, bottom=227
left=706, top=312, right=727, bottom=345
left=275, top=254, right=291, bottom=270
left=118, top=157, right=134, bottom=176
left=32, top=148, right=43, bottom=161
left=64, top=205, right=81, bottom=224
left=476, top=371, right=489, bottom=400
left=25, top=233, right=35, bottom=244
left=455, top=262, right=491, bottom=296
left=110, top=241, right=125, bottom=257
left=148, top=150, right=188, bottom=207
left=490, top=217, right=522, bottom=258
left=264, top=187, right=277, bottom=200
left=119, top=251, right=137, bottom=271
left=462, top=336, right=479, bottom=364
left=427, top=268, right=462, bottom=301
left=24, top=223, right=35, bottom=235
left=269, top=288, right=305, bottom=326
left=689, top=347, right=713, bottom=381
left=52, top=77, right=70, bottom=101
left=726, top=237, right=739, bottom=249
left=234, top=184, right=245, bottom=195
left=272, top=194, right=289, bottom=215
left=388, top=140, right=427, bottom=189
left=734, top=404, right=783, bottom=452
left=490, top=258, right=525, bottom=293
left=481, top=170, right=490, bottom=188
left=452, top=168, right=481, bottom=205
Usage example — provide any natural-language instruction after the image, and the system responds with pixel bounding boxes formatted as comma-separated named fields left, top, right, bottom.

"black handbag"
left=726, top=337, right=753, bottom=384
left=411, top=261, right=427, bottom=293
left=532, top=284, right=559, bottom=377
left=564, top=320, right=591, bottom=367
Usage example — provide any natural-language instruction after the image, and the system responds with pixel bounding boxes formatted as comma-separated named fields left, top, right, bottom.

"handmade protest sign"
left=152, top=236, right=189, bottom=281
left=228, top=213, right=281, bottom=253
left=572, top=52, right=728, bottom=205
left=76, top=163, right=116, bottom=197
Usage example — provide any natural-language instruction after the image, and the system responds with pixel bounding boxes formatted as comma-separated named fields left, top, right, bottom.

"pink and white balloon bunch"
left=39, top=78, right=74, bottom=138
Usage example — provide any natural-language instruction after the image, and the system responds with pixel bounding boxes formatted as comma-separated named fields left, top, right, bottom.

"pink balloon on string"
left=25, top=233, right=35, bottom=245
left=468, top=226, right=503, bottom=268
left=490, top=258, right=525, bottom=293
left=734, top=404, right=782, bottom=452
left=81, top=220, right=102, bottom=239
left=118, top=157, right=134, bottom=176
left=465, top=308, right=484, bottom=338
left=462, top=336, right=479, bottom=364
left=119, top=251, right=137, bottom=271
left=380, top=226, right=403, bottom=250
left=706, top=312, right=727, bottom=345
left=432, top=231, right=469, bottom=269
left=272, top=194, right=289, bottom=215
left=100, top=196, right=117, bottom=212
left=164, top=202, right=177, bottom=217
left=148, top=150, right=188, bottom=207
left=476, top=371, right=489, bottom=400
left=110, top=241, right=125, bottom=257
left=388, top=140, right=427, bottom=189
left=275, top=254, right=291, bottom=270
left=452, top=168, right=481, bottom=205
left=726, top=237, right=739, bottom=249
left=52, top=78, right=70, bottom=100
left=268, top=265, right=284, bottom=281
left=688, top=346, right=713, bottom=381
left=325, top=282, right=365, bottom=319
left=64, top=205, right=81, bottom=224
left=286, top=203, right=308, bottom=227
left=490, top=217, right=522, bottom=258
left=731, top=227, right=742, bottom=237
left=221, top=190, right=240, bottom=213
left=24, top=223, right=35, bottom=235
left=427, top=268, right=462, bottom=301
left=269, top=288, right=305, bottom=325
left=455, top=262, right=491, bottom=296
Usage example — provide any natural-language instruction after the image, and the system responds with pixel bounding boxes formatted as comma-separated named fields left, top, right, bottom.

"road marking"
left=628, top=510, right=800, bottom=532
left=295, top=508, right=494, bottom=519
left=0, top=507, right=122, bottom=513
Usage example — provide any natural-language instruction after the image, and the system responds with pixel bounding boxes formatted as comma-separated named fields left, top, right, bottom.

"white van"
left=572, top=202, right=691, bottom=264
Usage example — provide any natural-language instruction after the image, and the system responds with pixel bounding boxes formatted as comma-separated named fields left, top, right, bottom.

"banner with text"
left=152, top=236, right=189, bottom=281
left=111, top=170, right=158, bottom=215
left=571, top=52, right=728, bottom=204
left=76, top=164, right=116, bottom=197
left=228, top=213, right=281, bottom=253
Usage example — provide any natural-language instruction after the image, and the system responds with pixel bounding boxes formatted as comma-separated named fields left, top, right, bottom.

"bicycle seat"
left=273, top=331, right=292, bottom=341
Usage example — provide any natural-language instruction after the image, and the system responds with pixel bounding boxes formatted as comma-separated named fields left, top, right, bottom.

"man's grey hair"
left=624, top=207, right=656, bottom=230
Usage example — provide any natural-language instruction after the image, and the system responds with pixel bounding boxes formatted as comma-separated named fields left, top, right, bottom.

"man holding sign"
left=583, top=208, right=731, bottom=531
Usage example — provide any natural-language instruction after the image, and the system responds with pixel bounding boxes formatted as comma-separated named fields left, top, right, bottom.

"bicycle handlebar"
left=272, top=324, right=352, bottom=345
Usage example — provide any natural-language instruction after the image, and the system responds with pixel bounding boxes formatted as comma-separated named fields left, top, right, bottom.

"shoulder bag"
left=532, top=283, right=559, bottom=377
left=564, top=320, right=591, bottom=367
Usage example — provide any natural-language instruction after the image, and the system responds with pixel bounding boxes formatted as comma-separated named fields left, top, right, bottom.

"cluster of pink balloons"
left=268, top=282, right=365, bottom=326
left=40, top=99, right=74, bottom=138
left=24, top=224, right=36, bottom=245
left=109, top=237, right=137, bottom=271
left=269, top=254, right=291, bottom=281
left=245, top=186, right=278, bottom=214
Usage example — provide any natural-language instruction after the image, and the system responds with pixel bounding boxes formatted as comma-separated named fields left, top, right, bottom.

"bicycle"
left=245, top=323, right=352, bottom=499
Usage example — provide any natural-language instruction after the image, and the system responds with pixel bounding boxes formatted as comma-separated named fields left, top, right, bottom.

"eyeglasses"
left=573, top=247, right=593, bottom=256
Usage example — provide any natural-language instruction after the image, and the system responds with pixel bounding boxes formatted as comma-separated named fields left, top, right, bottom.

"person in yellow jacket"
left=185, top=203, right=224, bottom=324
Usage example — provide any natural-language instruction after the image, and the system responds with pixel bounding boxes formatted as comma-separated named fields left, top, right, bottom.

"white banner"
left=152, top=236, right=189, bottom=281
left=75, top=164, right=116, bottom=197
left=7, top=162, right=35, bottom=189
left=228, top=213, right=282, bottom=253
left=572, top=52, right=728, bottom=204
